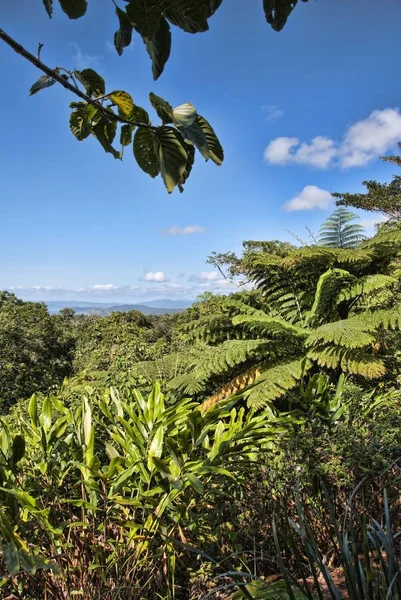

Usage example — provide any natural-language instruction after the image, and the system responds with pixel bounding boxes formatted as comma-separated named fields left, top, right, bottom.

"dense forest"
left=1, top=156, right=401, bottom=598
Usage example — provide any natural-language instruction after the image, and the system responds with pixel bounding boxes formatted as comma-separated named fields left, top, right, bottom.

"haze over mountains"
left=45, top=299, right=194, bottom=316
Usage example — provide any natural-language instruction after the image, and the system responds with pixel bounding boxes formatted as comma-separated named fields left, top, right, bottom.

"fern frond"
left=131, top=352, right=190, bottom=382
left=201, top=367, right=262, bottom=411
left=340, top=349, right=386, bottom=378
left=366, top=305, right=401, bottom=330
left=307, top=319, right=375, bottom=348
left=243, top=358, right=310, bottom=410
left=306, top=268, right=355, bottom=326
left=233, top=313, right=307, bottom=339
left=338, top=274, right=396, bottom=303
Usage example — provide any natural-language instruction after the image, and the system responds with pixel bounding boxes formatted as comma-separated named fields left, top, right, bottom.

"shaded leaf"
left=263, top=0, right=299, bottom=32
left=149, top=92, right=174, bottom=124
left=196, top=114, right=223, bottom=165
left=58, top=0, right=87, bottom=19
left=120, top=124, right=135, bottom=147
left=155, top=126, right=188, bottom=193
left=74, top=69, right=105, bottom=97
left=178, top=142, right=195, bottom=192
left=69, top=104, right=93, bottom=141
left=114, top=5, right=133, bottom=55
left=2, top=544, right=19, bottom=576
left=128, top=105, right=150, bottom=125
left=173, top=102, right=197, bottom=127
left=29, top=75, right=56, bottom=96
left=200, top=0, right=223, bottom=18
left=133, top=127, right=160, bottom=177
left=164, top=0, right=209, bottom=33
left=187, top=473, right=204, bottom=494
left=91, top=112, right=120, bottom=159
left=12, top=435, right=25, bottom=465
left=43, top=0, right=53, bottom=17
left=108, top=91, right=134, bottom=117
left=179, top=122, right=209, bottom=160
left=145, top=16, right=172, bottom=80
left=126, top=0, right=162, bottom=37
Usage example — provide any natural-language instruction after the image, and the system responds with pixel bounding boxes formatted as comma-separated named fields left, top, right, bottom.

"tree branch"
left=0, top=28, right=148, bottom=129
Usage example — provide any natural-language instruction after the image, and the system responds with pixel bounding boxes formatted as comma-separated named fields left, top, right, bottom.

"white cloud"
left=261, top=104, right=284, bottom=121
left=163, top=225, right=206, bottom=235
left=264, top=108, right=401, bottom=169
left=71, top=42, right=102, bottom=70
left=90, top=284, right=118, bottom=291
left=285, top=186, right=333, bottom=212
left=141, top=272, right=168, bottom=282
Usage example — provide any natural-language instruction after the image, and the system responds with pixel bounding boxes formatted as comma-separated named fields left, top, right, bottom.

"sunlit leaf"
left=108, top=90, right=134, bottom=117
left=196, top=114, right=224, bottom=165
left=149, top=92, right=174, bottom=124
left=173, top=102, right=197, bottom=127
left=29, top=75, right=56, bottom=96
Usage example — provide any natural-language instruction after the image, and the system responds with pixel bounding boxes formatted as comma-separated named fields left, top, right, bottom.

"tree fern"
left=306, top=268, right=355, bottom=326
left=337, top=274, right=396, bottom=303
left=318, top=207, right=366, bottom=248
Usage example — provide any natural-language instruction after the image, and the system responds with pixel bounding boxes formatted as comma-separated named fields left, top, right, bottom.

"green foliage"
left=318, top=207, right=366, bottom=248
left=0, top=382, right=277, bottom=598
left=0, top=292, right=74, bottom=408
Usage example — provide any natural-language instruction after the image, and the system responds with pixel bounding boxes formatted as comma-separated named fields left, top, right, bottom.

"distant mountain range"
left=45, top=299, right=194, bottom=316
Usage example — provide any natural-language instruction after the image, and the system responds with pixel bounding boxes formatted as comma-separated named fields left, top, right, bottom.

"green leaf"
left=58, top=0, right=87, bottom=19
left=200, top=0, right=223, bottom=18
left=107, top=91, right=134, bottom=117
left=2, top=544, right=19, bottom=576
left=196, top=114, right=224, bottom=165
left=126, top=0, right=162, bottom=37
left=83, top=397, right=92, bottom=446
left=114, top=5, right=133, bottom=55
left=40, top=397, right=52, bottom=432
left=145, top=16, right=172, bottom=80
left=91, top=113, right=120, bottom=159
left=43, top=0, right=53, bottom=17
left=70, top=105, right=92, bottom=141
left=133, top=127, right=160, bottom=177
left=74, top=69, right=105, bottom=97
left=187, top=473, right=204, bottom=494
left=164, top=0, right=209, bottom=33
left=128, top=105, right=150, bottom=125
left=148, top=424, right=164, bottom=469
left=173, top=102, right=197, bottom=127
left=120, top=124, right=135, bottom=147
left=29, top=75, right=56, bottom=96
left=179, top=122, right=209, bottom=160
left=11, top=435, right=25, bottom=465
left=28, top=395, right=38, bottom=429
left=179, top=142, right=195, bottom=192
left=155, top=126, right=188, bottom=193
left=149, top=92, right=174, bottom=124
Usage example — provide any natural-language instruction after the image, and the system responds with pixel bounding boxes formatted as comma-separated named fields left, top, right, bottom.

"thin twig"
left=0, top=28, right=149, bottom=129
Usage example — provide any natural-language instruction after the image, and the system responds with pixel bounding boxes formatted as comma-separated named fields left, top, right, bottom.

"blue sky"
left=1, top=0, right=401, bottom=303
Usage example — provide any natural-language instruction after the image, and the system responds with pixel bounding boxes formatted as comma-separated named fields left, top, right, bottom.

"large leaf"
left=148, top=425, right=164, bottom=469
left=74, top=69, right=105, bottom=97
left=149, top=92, right=174, bottom=123
left=12, top=435, right=25, bottom=465
left=91, top=112, right=120, bottom=159
left=155, top=126, right=188, bottom=193
left=145, top=16, right=172, bottom=80
left=107, top=91, right=134, bottom=117
left=120, top=124, right=135, bottom=147
left=29, top=75, right=56, bottom=96
left=133, top=127, right=160, bottom=177
left=179, top=122, right=209, bottom=160
left=178, top=142, right=195, bottom=192
left=69, top=104, right=93, bottom=141
left=126, top=0, right=162, bottom=37
left=196, top=114, right=224, bottom=165
left=114, top=5, right=133, bottom=55
left=173, top=102, right=197, bottom=127
left=164, top=0, right=209, bottom=33
left=43, top=0, right=53, bottom=17
left=58, top=0, right=87, bottom=19
left=128, top=105, right=150, bottom=125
